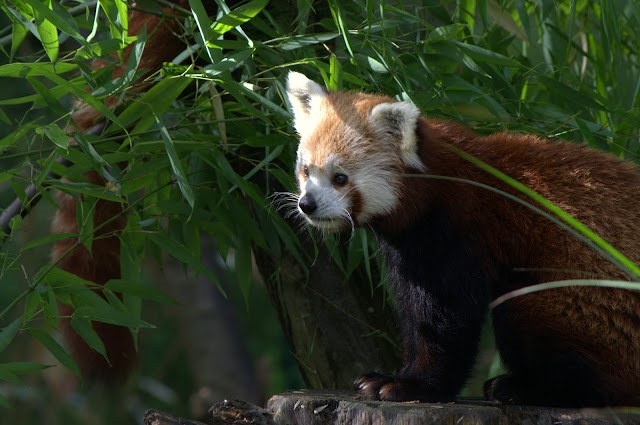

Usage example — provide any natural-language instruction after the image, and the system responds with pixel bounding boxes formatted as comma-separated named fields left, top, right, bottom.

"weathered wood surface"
left=266, top=390, right=640, bottom=425
left=144, top=400, right=276, bottom=425
left=143, top=390, right=640, bottom=425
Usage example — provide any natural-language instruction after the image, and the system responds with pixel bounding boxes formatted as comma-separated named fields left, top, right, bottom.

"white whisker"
left=342, top=209, right=355, bottom=241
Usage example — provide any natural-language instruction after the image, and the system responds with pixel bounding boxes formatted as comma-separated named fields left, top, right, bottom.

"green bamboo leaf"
left=203, top=49, right=253, bottom=77
left=100, top=0, right=128, bottom=38
left=491, top=279, right=640, bottom=308
left=328, top=55, right=342, bottom=91
left=26, top=76, right=66, bottom=116
left=70, top=317, right=108, bottom=360
left=0, top=392, right=9, bottom=408
left=105, top=280, right=178, bottom=304
left=115, top=0, right=128, bottom=37
left=488, top=0, right=527, bottom=41
left=22, top=233, right=77, bottom=251
left=76, top=196, right=96, bottom=254
left=73, top=132, right=107, bottom=167
left=36, top=266, right=97, bottom=290
left=110, top=76, right=192, bottom=135
left=23, top=0, right=85, bottom=45
left=49, top=182, right=124, bottom=203
left=0, top=62, right=76, bottom=77
left=23, top=292, right=41, bottom=322
left=92, top=29, right=146, bottom=97
left=0, top=362, right=50, bottom=375
left=0, top=317, right=22, bottom=354
left=0, top=107, right=10, bottom=126
left=278, top=33, right=339, bottom=50
left=235, top=236, right=253, bottom=302
left=0, top=366, right=20, bottom=383
left=360, top=230, right=373, bottom=285
left=428, top=23, right=467, bottom=42
left=211, top=0, right=269, bottom=36
left=540, top=77, right=604, bottom=110
left=44, top=290, right=58, bottom=327
left=30, top=329, right=80, bottom=376
left=36, top=123, right=69, bottom=151
left=447, top=145, right=640, bottom=279
left=148, top=233, right=224, bottom=294
left=188, top=0, right=217, bottom=63
left=156, top=117, right=194, bottom=209
left=9, top=15, right=29, bottom=58
left=73, top=306, right=154, bottom=329
left=452, top=40, right=522, bottom=67
left=32, top=0, right=59, bottom=62
left=328, top=0, right=353, bottom=57
left=36, top=69, right=121, bottom=127
left=233, top=81, right=290, bottom=120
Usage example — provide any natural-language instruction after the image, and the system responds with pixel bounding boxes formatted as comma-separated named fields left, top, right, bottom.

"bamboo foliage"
left=0, top=0, right=638, bottom=410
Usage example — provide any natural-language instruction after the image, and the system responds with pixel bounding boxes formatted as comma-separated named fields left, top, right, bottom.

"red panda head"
left=286, top=72, right=426, bottom=232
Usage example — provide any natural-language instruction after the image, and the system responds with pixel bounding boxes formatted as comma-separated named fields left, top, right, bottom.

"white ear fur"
left=369, top=102, right=426, bottom=171
left=286, top=72, right=327, bottom=136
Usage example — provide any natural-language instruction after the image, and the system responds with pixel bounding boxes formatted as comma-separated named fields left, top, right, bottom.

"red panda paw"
left=483, top=374, right=520, bottom=404
left=353, top=372, right=454, bottom=403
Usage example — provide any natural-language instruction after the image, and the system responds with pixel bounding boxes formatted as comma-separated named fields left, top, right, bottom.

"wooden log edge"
left=144, top=389, right=640, bottom=425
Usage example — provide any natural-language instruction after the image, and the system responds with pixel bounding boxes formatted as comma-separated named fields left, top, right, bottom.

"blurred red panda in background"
left=52, top=0, right=212, bottom=385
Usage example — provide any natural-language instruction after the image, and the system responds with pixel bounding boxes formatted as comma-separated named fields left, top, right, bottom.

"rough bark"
left=253, top=234, right=400, bottom=390
left=267, top=390, right=640, bottom=425
left=145, top=390, right=640, bottom=425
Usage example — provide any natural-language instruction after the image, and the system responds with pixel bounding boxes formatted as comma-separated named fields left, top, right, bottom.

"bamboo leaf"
left=23, top=0, right=85, bottom=45
left=278, top=33, right=339, bottom=50
left=453, top=41, right=522, bottom=67
left=30, top=329, right=80, bottom=376
left=73, top=306, right=154, bottom=329
left=105, top=280, right=178, bottom=304
left=0, top=62, right=76, bottom=77
left=211, top=0, right=269, bottom=36
left=203, top=49, right=253, bottom=77
left=0, top=392, right=9, bottom=408
left=32, top=0, right=58, bottom=62
left=156, top=117, right=194, bottom=209
left=110, top=77, right=192, bottom=134
left=36, top=123, right=69, bottom=151
left=9, top=14, right=29, bottom=58
left=26, top=76, right=67, bottom=116
left=70, top=317, right=108, bottom=360
left=23, top=292, right=41, bottom=322
left=0, top=317, right=22, bottom=354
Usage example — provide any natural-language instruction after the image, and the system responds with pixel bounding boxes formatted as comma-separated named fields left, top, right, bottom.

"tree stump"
left=143, top=390, right=640, bottom=425
left=266, top=390, right=640, bottom=425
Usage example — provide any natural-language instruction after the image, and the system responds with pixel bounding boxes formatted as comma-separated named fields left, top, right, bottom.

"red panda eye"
left=333, top=173, right=348, bottom=186
left=303, top=165, right=309, bottom=177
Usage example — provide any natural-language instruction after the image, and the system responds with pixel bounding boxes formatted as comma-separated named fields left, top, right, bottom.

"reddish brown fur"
left=398, top=117, right=640, bottom=404
left=52, top=0, right=202, bottom=385
left=299, top=86, right=640, bottom=405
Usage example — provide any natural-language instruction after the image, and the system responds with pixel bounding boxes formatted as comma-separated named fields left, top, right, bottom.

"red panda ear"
left=286, top=72, right=328, bottom=136
left=369, top=102, right=426, bottom=171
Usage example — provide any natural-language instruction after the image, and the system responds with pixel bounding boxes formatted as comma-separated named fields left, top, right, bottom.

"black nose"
left=298, top=194, right=317, bottom=215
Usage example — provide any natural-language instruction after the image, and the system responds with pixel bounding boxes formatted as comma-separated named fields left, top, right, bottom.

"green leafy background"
left=0, top=0, right=639, bottom=423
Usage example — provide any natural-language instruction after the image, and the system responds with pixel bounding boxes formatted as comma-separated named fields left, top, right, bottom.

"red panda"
left=52, top=0, right=199, bottom=385
left=286, top=72, right=640, bottom=407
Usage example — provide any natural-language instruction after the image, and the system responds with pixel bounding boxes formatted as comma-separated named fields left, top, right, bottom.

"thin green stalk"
left=445, top=143, right=640, bottom=279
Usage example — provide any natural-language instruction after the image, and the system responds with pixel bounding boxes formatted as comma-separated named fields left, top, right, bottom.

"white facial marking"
left=297, top=156, right=354, bottom=231
left=287, top=74, right=424, bottom=233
